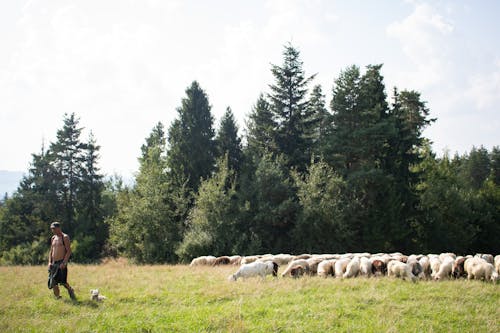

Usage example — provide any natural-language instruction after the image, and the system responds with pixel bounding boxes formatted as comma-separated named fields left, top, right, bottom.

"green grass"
left=0, top=260, right=498, bottom=332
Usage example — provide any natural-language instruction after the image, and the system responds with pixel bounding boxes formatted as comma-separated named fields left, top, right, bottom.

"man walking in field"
left=48, top=222, right=76, bottom=300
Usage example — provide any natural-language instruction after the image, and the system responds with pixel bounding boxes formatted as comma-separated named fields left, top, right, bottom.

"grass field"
left=0, top=259, right=498, bottom=332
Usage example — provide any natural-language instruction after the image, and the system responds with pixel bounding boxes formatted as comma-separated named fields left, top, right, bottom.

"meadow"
left=0, top=259, right=498, bottom=332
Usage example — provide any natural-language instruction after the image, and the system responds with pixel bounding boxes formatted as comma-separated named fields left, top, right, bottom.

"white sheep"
left=334, top=258, right=350, bottom=278
left=240, top=255, right=260, bottom=265
left=429, top=257, right=441, bottom=278
left=272, top=254, right=294, bottom=266
left=281, top=259, right=310, bottom=277
left=387, top=260, right=417, bottom=282
left=494, top=255, right=500, bottom=275
left=343, top=257, right=360, bottom=278
left=317, top=259, right=336, bottom=278
left=418, top=256, right=431, bottom=279
left=228, top=261, right=278, bottom=281
left=189, top=255, right=216, bottom=266
left=434, top=256, right=455, bottom=280
left=359, top=257, right=373, bottom=277
left=464, top=257, right=483, bottom=275
left=467, top=261, right=498, bottom=282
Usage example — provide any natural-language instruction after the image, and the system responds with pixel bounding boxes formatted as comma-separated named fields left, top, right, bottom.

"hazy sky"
left=1, top=0, right=499, bottom=177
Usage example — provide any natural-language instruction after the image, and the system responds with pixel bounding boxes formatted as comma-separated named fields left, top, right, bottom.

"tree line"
left=1, top=44, right=498, bottom=265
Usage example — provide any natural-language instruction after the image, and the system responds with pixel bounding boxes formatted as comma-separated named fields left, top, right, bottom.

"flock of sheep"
left=189, top=252, right=500, bottom=283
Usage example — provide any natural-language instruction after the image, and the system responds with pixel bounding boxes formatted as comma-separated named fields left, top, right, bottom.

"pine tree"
left=303, top=84, right=330, bottom=160
left=246, top=94, right=277, bottom=159
left=215, top=107, right=243, bottom=173
left=166, top=81, right=216, bottom=193
left=109, top=124, right=183, bottom=263
left=75, top=132, right=105, bottom=261
left=176, top=155, right=239, bottom=261
left=269, top=43, right=316, bottom=171
left=49, top=113, right=86, bottom=235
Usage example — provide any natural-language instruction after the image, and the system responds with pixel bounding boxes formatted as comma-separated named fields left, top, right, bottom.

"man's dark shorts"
left=48, top=260, right=68, bottom=289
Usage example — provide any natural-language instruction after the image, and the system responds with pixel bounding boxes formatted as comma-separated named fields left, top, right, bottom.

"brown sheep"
left=371, top=259, right=387, bottom=276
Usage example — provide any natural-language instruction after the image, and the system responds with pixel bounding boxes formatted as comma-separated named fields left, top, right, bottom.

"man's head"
left=50, top=222, right=61, bottom=234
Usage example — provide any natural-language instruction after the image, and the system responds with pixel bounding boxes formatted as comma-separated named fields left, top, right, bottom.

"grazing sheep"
left=387, top=260, right=417, bottom=282
left=429, top=257, right=441, bottom=279
left=371, top=260, right=387, bottom=276
left=452, top=257, right=467, bottom=279
left=495, top=255, right=500, bottom=275
left=290, top=266, right=306, bottom=278
left=439, top=252, right=456, bottom=261
left=418, top=256, right=431, bottom=279
left=434, top=256, right=455, bottom=280
left=467, top=261, right=498, bottom=282
left=282, top=259, right=310, bottom=277
left=294, top=254, right=312, bottom=260
left=481, top=254, right=494, bottom=265
left=190, top=255, right=216, bottom=266
left=229, top=255, right=242, bottom=266
left=213, top=256, right=231, bottom=266
left=334, top=258, right=351, bottom=278
left=228, top=261, right=278, bottom=281
left=272, top=254, right=294, bottom=266
left=241, top=255, right=259, bottom=265
left=343, top=257, right=360, bottom=278
left=306, top=258, right=324, bottom=276
left=317, top=259, right=336, bottom=278
left=407, top=258, right=423, bottom=278
left=464, top=257, right=484, bottom=276
left=359, top=257, right=373, bottom=277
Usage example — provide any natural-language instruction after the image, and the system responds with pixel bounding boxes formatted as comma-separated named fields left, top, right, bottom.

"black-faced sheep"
left=228, top=261, right=279, bottom=281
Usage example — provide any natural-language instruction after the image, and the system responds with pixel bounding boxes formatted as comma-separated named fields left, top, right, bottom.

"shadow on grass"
left=62, top=298, right=100, bottom=308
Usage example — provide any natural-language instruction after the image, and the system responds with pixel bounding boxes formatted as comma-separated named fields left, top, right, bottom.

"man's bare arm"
left=62, top=235, right=71, bottom=264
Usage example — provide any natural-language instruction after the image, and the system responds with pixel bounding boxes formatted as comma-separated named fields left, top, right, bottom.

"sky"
left=1, top=0, right=499, bottom=179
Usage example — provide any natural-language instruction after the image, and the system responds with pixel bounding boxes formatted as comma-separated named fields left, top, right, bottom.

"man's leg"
left=53, top=285, right=61, bottom=299
left=63, top=283, right=76, bottom=300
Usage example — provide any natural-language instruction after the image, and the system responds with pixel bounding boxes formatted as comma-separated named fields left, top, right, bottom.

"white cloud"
left=466, top=60, right=500, bottom=110
left=386, top=2, right=454, bottom=88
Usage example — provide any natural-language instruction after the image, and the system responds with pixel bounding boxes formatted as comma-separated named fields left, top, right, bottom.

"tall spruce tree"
left=269, top=43, right=316, bottom=171
left=303, top=84, right=330, bottom=159
left=215, top=107, right=243, bottom=173
left=75, top=132, right=105, bottom=261
left=166, top=81, right=216, bottom=193
left=246, top=94, right=277, bottom=159
left=49, top=113, right=86, bottom=235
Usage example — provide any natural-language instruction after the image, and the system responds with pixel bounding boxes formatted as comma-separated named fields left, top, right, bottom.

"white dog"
left=90, top=289, right=107, bottom=301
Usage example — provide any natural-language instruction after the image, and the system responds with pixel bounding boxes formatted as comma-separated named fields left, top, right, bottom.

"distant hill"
left=0, top=170, right=24, bottom=196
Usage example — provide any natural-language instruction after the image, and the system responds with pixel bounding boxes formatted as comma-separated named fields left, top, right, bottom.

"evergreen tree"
left=141, top=122, right=166, bottom=162
left=215, top=107, right=243, bottom=173
left=461, top=146, right=491, bottom=190
left=245, top=93, right=277, bottom=159
left=415, top=146, right=477, bottom=253
left=490, top=146, right=500, bottom=185
left=49, top=113, right=86, bottom=235
left=176, top=155, right=239, bottom=261
left=303, top=85, right=330, bottom=160
left=292, top=160, right=354, bottom=253
left=0, top=145, right=61, bottom=264
left=323, top=65, right=362, bottom=173
left=74, top=132, right=105, bottom=261
left=109, top=124, right=182, bottom=263
left=249, top=153, right=298, bottom=253
left=166, top=81, right=216, bottom=193
left=269, top=43, right=316, bottom=171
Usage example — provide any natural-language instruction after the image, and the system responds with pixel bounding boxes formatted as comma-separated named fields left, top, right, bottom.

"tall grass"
left=0, top=260, right=498, bottom=332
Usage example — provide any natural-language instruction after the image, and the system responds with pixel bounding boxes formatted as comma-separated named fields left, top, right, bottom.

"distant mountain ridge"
left=0, top=170, right=24, bottom=196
